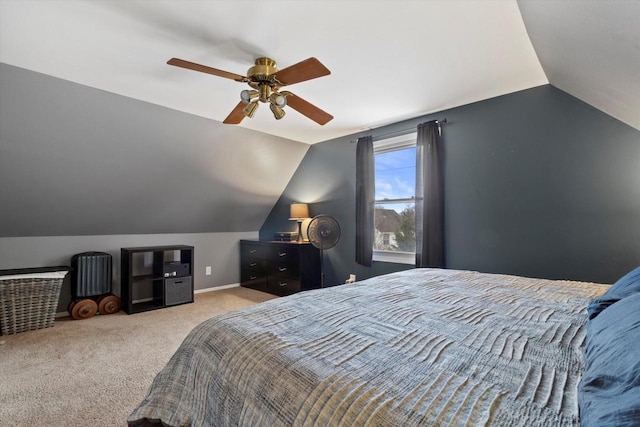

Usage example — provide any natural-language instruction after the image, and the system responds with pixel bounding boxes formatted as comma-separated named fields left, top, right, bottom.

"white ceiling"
left=0, top=1, right=637, bottom=144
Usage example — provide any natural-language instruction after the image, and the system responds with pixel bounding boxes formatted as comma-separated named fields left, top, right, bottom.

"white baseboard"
left=194, top=282, right=240, bottom=294
left=55, top=283, right=241, bottom=318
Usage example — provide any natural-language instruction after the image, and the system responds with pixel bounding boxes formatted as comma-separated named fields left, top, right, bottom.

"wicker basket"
left=0, top=267, right=69, bottom=335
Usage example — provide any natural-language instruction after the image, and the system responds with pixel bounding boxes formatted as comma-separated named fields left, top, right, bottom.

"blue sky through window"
left=374, top=147, right=416, bottom=201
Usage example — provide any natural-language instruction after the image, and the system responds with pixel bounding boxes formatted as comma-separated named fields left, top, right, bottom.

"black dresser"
left=240, top=240, right=321, bottom=296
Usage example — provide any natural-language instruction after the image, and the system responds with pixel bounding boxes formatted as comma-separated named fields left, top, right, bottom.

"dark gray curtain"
left=355, top=136, right=374, bottom=266
left=415, top=121, right=445, bottom=268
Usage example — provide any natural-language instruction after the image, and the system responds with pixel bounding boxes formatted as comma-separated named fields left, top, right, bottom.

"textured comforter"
left=128, top=268, right=608, bottom=427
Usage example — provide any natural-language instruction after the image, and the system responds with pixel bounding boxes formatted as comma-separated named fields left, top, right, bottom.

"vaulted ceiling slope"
left=518, top=0, right=640, bottom=131
left=0, top=1, right=637, bottom=144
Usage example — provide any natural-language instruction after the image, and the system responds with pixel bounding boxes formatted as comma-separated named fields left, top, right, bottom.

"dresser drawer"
left=241, top=258, right=266, bottom=273
left=268, top=261, right=299, bottom=278
left=268, top=246, right=300, bottom=263
left=268, top=277, right=301, bottom=296
left=241, top=243, right=269, bottom=259
left=241, top=270, right=268, bottom=292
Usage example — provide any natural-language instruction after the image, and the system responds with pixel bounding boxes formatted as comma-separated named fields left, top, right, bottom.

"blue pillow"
left=586, top=266, right=640, bottom=320
left=579, top=292, right=640, bottom=426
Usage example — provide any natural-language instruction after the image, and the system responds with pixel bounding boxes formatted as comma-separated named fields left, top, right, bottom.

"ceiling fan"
left=167, top=56, right=333, bottom=125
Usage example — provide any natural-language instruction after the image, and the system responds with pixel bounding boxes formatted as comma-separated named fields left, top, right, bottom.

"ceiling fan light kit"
left=269, top=92, right=287, bottom=108
left=242, top=101, right=259, bottom=118
left=167, top=56, right=333, bottom=125
left=270, top=103, right=286, bottom=120
left=240, top=89, right=259, bottom=104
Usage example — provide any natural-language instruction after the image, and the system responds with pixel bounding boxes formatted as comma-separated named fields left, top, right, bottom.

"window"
left=373, top=133, right=416, bottom=264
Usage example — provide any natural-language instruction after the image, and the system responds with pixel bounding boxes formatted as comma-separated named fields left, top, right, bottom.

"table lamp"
left=289, top=203, right=309, bottom=243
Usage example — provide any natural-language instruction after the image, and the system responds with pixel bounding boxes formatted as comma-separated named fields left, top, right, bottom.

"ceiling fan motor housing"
left=247, top=57, right=278, bottom=80
left=247, top=58, right=282, bottom=102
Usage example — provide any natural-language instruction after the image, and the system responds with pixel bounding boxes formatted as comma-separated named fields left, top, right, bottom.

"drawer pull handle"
left=278, top=282, right=287, bottom=287
left=278, top=267, right=287, bottom=272
left=250, top=262, right=257, bottom=267
left=249, top=275, right=257, bottom=280
left=250, top=249, right=257, bottom=253
left=279, top=252, right=287, bottom=257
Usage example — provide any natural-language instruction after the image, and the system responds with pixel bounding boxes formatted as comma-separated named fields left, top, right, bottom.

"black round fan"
left=307, top=215, right=340, bottom=287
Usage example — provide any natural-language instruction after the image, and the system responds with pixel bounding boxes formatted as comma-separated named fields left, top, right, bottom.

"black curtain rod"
left=351, top=118, right=447, bottom=143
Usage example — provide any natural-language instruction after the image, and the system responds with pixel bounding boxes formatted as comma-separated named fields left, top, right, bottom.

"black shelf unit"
left=121, top=245, right=194, bottom=314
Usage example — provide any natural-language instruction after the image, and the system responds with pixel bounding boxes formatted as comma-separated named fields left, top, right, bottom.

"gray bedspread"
left=128, top=268, right=608, bottom=427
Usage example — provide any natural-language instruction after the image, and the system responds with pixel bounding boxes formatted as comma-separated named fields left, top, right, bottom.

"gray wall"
left=0, top=63, right=308, bottom=236
left=0, top=63, right=311, bottom=311
left=261, top=85, right=640, bottom=285
left=0, top=232, right=257, bottom=312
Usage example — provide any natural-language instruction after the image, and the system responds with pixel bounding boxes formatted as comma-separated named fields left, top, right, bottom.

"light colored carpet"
left=0, top=286, right=276, bottom=427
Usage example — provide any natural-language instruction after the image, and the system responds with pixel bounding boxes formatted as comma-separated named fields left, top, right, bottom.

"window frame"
left=372, top=132, right=417, bottom=265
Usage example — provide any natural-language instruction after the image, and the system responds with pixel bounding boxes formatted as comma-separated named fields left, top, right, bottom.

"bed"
left=128, top=267, right=640, bottom=427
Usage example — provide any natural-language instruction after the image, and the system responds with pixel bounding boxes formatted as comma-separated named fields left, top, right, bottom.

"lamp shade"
left=289, top=203, right=309, bottom=220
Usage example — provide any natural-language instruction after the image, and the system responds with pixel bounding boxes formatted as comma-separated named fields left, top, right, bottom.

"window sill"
left=372, top=250, right=415, bottom=265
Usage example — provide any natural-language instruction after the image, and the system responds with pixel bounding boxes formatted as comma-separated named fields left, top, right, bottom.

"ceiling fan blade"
left=283, top=92, right=333, bottom=125
left=167, top=58, right=247, bottom=82
left=273, top=57, right=331, bottom=86
left=223, top=101, right=246, bottom=124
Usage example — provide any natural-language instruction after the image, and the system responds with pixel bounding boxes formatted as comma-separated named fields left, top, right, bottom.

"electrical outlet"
left=205, top=266, right=212, bottom=276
